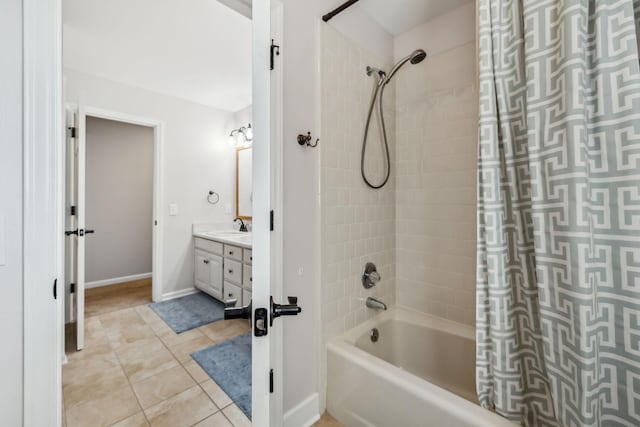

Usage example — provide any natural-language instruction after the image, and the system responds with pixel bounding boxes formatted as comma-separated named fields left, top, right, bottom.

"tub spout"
left=366, top=297, right=387, bottom=310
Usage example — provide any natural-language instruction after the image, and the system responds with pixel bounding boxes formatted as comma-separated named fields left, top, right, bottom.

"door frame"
left=23, top=0, right=63, bottom=424
left=77, top=106, right=164, bottom=304
left=24, top=1, right=283, bottom=426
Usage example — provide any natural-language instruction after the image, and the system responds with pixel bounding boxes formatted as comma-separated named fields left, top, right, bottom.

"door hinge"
left=70, top=205, right=76, bottom=216
left=270, top=210, right=274, bottom=231
left=67, top=126, right=76, bottom=138
left=70, top=283, right=76, bottom=294
left=270, top=39, right=280, bottom=70
left=269, top=369, right=274, bottom=393
left=53, top=279, right=58, bottom=300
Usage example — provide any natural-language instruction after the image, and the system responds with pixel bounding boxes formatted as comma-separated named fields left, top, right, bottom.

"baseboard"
left=85, top=272, right=152, bottom=289
left=161, top=287, right=198, bottom=301
left=284, top=393, right=320, bottom=427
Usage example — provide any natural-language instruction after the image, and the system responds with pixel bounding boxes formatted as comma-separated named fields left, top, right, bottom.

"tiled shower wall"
left=394, top=16, right=478, bottom=326
left=320, top=24, right=396, bottom=341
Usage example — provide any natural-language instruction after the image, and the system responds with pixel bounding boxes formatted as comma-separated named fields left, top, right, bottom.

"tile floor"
left=84, top=278, right=153, bottom=317
left=313, top=413, right=343, bottom=427
left=63, top=281, right=251, bottom=427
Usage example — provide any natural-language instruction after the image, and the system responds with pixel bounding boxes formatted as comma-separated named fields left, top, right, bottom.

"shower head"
left=410, top=49, right=427, bottom=64
left=384, top=48, right=427, bottom=82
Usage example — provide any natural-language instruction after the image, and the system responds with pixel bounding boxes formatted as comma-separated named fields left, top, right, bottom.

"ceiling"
left=63, top=0, right=252, bottom=112
left=357, top=0, right=474, bottom=36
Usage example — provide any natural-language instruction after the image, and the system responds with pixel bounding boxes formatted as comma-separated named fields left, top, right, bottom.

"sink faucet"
left=234, top=217, right=248, bottom=232
left=366, top=297, right=387, bottom=311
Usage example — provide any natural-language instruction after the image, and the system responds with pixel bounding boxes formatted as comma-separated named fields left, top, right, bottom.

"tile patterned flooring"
left=64, top=280, right=343, bottom=427
left=63, top=281, right=251, bottom=427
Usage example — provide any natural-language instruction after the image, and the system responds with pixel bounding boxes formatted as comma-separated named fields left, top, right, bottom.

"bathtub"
left=326, top=307, right=514, bottom=427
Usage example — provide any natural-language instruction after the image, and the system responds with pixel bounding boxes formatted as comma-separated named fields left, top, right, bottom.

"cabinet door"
left=208, top=253, right=223, bottom=297
left=224, top=281, right=243, bottom=307
left=195, top=250, right=211, bottom=290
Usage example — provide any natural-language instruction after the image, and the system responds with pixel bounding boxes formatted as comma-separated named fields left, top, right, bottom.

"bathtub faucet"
left=366, top=297, right=387, bottom=311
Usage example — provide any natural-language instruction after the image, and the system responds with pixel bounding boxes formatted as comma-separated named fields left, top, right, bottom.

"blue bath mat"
left=192, top=332, right=252, bottom=420
left=149, top=292, right=225, bottom=333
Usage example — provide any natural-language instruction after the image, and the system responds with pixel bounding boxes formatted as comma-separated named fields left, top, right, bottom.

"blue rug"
left=192, top=333, right=252, bottom=420
left=149, top=292, right=225, bottom=333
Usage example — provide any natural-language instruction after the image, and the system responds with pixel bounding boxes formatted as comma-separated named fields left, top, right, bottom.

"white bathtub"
left=326, top=307, right=514, bottom=427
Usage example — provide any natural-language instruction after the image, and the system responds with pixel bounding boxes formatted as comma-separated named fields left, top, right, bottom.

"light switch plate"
left=169, top=204, right=178, bottom=216
left=0, top=215, right=6, bottom=266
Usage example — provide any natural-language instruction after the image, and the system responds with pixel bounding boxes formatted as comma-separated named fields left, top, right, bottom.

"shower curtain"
left=476, top=1, right=640, bottom=426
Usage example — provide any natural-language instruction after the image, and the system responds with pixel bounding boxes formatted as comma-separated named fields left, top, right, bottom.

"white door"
left=64, top=106, right=77, bottom=332
left=251, top=1, right=288, bottom=425
left=65, top=106, right=88, bottom=351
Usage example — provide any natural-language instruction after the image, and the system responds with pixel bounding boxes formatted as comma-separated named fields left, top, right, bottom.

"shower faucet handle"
left=362, top=262, right=381, bottom=289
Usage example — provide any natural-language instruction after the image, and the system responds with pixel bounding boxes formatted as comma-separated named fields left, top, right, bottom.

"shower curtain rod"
left=322, top=0, right=360, bottom=22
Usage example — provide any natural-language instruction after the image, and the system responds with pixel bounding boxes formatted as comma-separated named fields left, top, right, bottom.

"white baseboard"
left=161, top=287, right=198, bottom=301
left=85, top=272, right=152, bottom=289
left=284, top=393, right=320, bottom=427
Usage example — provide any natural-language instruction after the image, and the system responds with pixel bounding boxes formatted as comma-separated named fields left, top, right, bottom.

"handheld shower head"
left=384, top=48, right=427, bottom=82
left=410, top=49, right=427, bottom=64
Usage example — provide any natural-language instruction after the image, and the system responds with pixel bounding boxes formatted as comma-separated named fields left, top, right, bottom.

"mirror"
left=236, top=146, right=252, bottom=219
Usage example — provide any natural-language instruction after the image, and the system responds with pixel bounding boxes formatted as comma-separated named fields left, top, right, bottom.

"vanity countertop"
left=193, top=230, right=252, bottom=249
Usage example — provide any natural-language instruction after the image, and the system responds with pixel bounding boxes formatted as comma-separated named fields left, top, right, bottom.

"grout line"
left=109, top=308, right=152, bottom=426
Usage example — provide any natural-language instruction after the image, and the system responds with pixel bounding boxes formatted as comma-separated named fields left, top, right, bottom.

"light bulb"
left=245, top=124, right=253, bottom=141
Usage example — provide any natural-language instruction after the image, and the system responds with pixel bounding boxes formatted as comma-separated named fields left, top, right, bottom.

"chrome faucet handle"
left=362, top=262, right=381, bottom=289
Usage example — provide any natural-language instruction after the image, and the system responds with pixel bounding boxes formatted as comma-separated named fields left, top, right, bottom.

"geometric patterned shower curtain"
left=476, top=1, right=640, bottom=426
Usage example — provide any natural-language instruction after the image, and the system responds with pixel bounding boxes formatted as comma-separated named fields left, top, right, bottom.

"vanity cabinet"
left=194, top=237, right=252, bottom=306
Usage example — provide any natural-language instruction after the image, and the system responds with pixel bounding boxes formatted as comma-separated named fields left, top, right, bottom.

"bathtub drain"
left=370, top=328, right=379, bottom=342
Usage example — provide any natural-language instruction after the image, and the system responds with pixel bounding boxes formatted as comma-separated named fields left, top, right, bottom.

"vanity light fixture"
left=229, top=123, right=253, bottom=146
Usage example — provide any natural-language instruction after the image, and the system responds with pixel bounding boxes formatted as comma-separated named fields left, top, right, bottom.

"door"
left=251, top=1, right=287, bottom=425
left=64, top=106, right=77, bottom=336
left=195, top=250, right=210, bottom=290
left=65, top=106, right=87, bottom=351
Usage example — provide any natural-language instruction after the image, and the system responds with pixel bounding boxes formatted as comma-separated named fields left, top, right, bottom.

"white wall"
left=233, top=104, right=252, bottom=130
left=394, top=2, right=476, bottom=61
left=0, top=0, right=23, bottom=424
left=324, top=0, right=393, bottom=63
left=85, top=117, right=154, bottom=283
left=64, top=69, right=239, bottom=301
left=394, top=3, right=478, bottom=326
left=276, top=0, right=395, bottom=421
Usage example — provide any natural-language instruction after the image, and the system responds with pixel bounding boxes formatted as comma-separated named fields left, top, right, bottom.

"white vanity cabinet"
left=194, top=236, right=252, bottom=306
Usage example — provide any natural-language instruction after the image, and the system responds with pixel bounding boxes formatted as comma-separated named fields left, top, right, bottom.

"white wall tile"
left=320, top=4, right=478, bottom=336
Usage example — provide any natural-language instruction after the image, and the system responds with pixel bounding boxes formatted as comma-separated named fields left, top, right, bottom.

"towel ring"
left=207, top=191, right=220, bottom=205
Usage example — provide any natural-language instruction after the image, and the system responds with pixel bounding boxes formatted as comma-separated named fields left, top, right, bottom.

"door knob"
left=270, top=296, right=302, bottom=326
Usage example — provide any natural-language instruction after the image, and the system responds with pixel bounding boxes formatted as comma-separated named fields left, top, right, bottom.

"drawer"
left=242, top=289, right=251, bottom=307
left=243, top=264, right=252, bottom=289
left=194, top=237, right=223, bottom=255
left=223, top=282, right=243, bottom=307
left=243, top=249, right=253, bottom=264
left=224, top=244, right=243, bottom=261
left=224, top=259, right=242, bottom=284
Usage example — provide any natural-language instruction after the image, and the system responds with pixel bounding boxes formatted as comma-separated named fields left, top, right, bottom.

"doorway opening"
left=59, top=0, right=259, bottom=425
left=64, top=114, right=158, bottom=354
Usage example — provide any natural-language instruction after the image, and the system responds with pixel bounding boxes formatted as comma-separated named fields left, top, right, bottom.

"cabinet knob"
left=250, top=277, right=252, bottom=282
left=203, top=259, right=209, bottom=264
left=229, top=251, right=234, bottom=256
left=228, top=269, right=234, bottom=274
